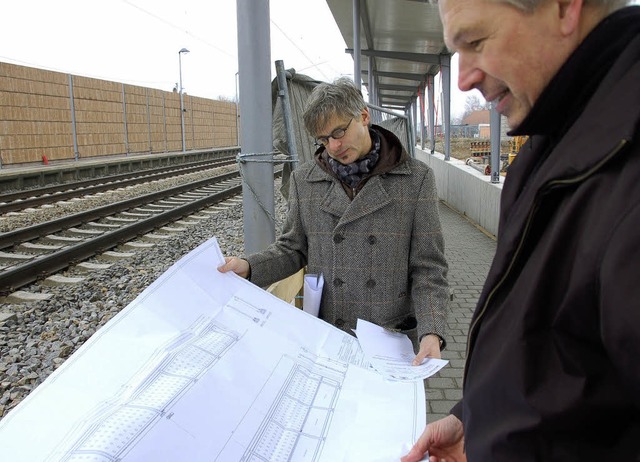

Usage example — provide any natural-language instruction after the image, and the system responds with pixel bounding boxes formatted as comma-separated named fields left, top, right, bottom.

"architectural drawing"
left=223, top=353, right=347, bottom=461
left=53, top=315, right=352, bottom=462
left=0, top=238, right=426, bottom=462
left=53, top=318, right=239, bottom=461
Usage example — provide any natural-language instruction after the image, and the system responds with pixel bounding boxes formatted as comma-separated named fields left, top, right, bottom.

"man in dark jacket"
left=219, top=78, right=449, bottom=364
left=403, top=0, right=640, bottom=460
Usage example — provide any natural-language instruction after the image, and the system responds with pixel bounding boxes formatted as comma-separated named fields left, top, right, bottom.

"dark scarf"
left=327, top=128, right=381, bottom=188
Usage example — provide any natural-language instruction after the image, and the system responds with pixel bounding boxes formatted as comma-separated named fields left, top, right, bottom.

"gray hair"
left=498, top=0, right=630, bottom=13
left=303, top=77, right=367, bottom=136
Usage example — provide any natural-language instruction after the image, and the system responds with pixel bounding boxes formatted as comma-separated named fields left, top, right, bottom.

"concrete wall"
left=0, top=61, right=238, bottom=167
left=415, top=147, right=503, bottom=238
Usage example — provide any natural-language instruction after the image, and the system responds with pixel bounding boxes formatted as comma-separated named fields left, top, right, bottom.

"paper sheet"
left=355, top=318, right=449, bottom=382
left=0, top=238, right=426, bottom=462
left=302, top=272, right=324, bottom=317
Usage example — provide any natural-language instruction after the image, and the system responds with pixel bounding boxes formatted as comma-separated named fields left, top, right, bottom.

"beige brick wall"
left=0, top=61, right=238, bottom=166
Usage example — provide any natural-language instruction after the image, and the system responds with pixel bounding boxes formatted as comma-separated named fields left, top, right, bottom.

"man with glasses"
left=219, top=77, right=449, bottom=362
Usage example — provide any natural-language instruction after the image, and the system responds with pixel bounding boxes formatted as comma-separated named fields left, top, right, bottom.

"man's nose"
left=327, top=136, right=342, bottom=151
left=457, top=53, right=484, bottom=92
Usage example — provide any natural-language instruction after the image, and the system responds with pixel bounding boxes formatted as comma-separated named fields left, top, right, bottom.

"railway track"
left=0, top=167, right=282, bottom=296
left=0, top=156, right=236, bottom=215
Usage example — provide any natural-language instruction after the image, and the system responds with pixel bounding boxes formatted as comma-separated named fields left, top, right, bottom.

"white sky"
left=0, top=0, right=470, bottom=119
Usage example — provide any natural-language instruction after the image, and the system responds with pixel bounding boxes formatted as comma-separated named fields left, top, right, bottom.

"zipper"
left=462, top=139, right=629, bottom=388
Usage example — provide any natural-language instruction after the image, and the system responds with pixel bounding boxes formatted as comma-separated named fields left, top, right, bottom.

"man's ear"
left=557, top=0, right=583, bottom=36
left=361, top=108, right=371, bottom=125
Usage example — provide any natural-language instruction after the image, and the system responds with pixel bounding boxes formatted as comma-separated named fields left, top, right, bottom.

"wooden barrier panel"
left=0, top=61, right=239, bottom=167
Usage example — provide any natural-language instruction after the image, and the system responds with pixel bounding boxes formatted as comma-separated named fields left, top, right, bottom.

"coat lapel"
left=308, top=152, right=408, bottom=224
left=336, top=176, right=392, bottom=226
left=314, top=169, right=394, bottom=224
left=318, top=180, right=351, bottom=217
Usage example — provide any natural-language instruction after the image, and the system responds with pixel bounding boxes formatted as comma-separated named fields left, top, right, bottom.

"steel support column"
left=441, top=54, right=451, bottom=161
left=237, top=0, right=275, bottom=254
left=353, top=0, right=361, bottom=88
left=411, top=98, right=417, bottom=157
left=368, top=57, right=376, bottom=120
left=490, top=105, right=501, bottom=184
left=419, top=83, right=425, bottom=151
left=427, top=74, right=435, bottom=154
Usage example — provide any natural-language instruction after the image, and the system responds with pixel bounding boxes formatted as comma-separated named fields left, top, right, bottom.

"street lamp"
left=178, top=47, right=190, bottom=153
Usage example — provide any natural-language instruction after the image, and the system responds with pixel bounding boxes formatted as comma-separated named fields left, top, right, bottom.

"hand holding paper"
left=355, top=319, right=448, bottom=382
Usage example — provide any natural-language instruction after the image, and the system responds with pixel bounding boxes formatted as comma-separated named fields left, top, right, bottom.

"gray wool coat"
left=247, top=126, right=449, bottom=346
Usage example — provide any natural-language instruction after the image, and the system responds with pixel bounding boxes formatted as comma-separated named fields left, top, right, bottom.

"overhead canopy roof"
left=326, top=0, right=450, bottom=111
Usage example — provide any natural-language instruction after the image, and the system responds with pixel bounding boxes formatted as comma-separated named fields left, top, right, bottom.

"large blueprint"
left=0, top=237, right=425, bottom=461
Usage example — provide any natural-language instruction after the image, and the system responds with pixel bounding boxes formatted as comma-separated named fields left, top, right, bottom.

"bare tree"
left=461, top=93, right=488, bottom=121
left=217, top=95, right=237, bottom=103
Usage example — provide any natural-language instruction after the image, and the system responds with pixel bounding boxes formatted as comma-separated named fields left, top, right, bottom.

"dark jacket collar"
left=468, top=7, right=640, bottom=370
left=503, top=6, right=640, bottom=205
left=490, top=5, right=640, bottom=272
left=512, top=6, right=640, bottom=140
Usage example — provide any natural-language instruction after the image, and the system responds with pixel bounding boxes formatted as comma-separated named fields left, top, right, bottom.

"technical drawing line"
left=220, top=355, right=344, bottom=462
left=49, top=318, right=238, bottom=462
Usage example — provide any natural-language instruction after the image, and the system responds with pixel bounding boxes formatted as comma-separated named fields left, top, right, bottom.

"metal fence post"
left=121, top=83, right=129, bottom=156
left=275, top=60, right=299, bottom=170
left=68, top=74, right=79, bottom=161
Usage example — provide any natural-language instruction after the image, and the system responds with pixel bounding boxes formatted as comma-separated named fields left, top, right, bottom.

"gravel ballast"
left=0, top=171, right=286, bottom=420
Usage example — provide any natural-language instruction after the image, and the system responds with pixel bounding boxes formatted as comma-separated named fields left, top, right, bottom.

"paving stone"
left=444, top=389, right=464, bottom=401
left=438, top=368, right=464, bottom=379
left=425, top=388, right=444, bottom=400
left=430, top=400, right=460, bottom=414
left=424, top=202, right=496, bottom=424
left=425, top=377, right=456, bottom=389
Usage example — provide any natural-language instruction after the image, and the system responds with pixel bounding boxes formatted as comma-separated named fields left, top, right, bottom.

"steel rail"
left=0, top=157, right=236, bottom=214
left=0, top=183, right=243, bottom=294
left=0, top=171, right=240, bottom=250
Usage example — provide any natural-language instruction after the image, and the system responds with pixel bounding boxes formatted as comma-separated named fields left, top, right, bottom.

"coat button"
left=335, top=318, right=345, bottom=327
left=368, top=235, right=376, bottom=245
left=333, top=234, right=344, bottom=244
left=333, top=278, right=344, bottom=287
left=366, top=279, right=376, bottom=288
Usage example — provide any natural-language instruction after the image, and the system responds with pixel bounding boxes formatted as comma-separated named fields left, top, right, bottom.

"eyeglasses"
left=314, top=118, right=353, bottom=147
